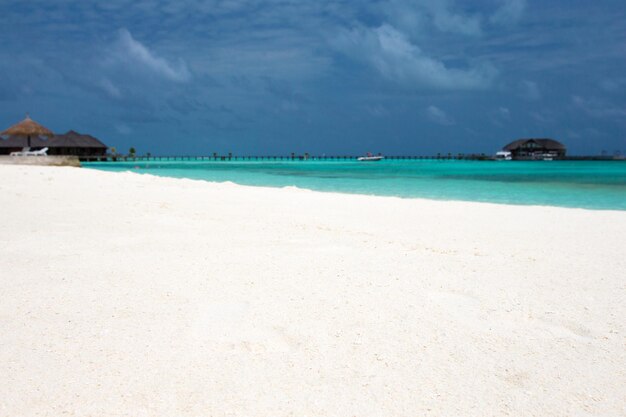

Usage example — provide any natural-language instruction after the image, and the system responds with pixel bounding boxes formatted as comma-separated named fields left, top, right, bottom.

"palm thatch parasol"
left=1, top=114, right=54, bottom=148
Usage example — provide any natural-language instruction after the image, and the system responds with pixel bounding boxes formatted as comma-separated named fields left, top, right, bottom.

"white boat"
left=541, top=153, right=554, bottom=161
left=494, top=151, right=512, bottom=161
left=358, top=153, right=384, bottom=161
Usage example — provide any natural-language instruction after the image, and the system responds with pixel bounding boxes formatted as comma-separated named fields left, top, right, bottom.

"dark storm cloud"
left=0, top=0, right=624, bottom=155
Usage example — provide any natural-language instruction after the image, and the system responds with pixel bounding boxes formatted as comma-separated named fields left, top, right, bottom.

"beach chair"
left=11, top=147, right=48, bottom=156
left=27, top=147, right=48, bottom=156
left=9, top=147, right=30, bottom=156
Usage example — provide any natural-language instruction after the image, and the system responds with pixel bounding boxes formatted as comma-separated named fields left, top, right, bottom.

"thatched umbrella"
left=1, top=114, right=54, bottom=148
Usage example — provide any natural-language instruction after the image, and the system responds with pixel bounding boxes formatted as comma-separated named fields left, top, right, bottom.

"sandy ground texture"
left=0, top=164, right=625, bottom=417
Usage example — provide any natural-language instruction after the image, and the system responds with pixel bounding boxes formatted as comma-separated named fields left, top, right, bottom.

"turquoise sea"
left=84, top=160, right=626, bottom=211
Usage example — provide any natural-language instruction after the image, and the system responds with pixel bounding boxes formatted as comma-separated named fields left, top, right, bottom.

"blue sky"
left=1, top=0, right=624, bottom=155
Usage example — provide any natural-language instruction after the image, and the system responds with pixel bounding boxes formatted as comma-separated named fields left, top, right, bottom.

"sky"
left=0, top=0, right=625, bottom=156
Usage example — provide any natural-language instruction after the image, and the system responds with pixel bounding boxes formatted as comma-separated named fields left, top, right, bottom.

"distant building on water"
left=502, top=138, right=566, bottom=160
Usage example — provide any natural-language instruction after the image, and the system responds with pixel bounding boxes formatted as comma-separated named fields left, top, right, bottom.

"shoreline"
left=83, top=165, right=626, bottom=213
left=1, top=164, right=625, bottom=416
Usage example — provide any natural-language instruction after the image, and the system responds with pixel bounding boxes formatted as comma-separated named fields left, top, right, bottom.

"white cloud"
left=572, top=95, right=585, bottom=107
left=98, top=78, right=122, bottom=98
left=115, top=123, right=132, bottom=135
left=490, top=0, right=527, bottom=25
left=600, top=77, right=626, bottom=93
left=572, top=95, right=626, bottom=118
left=334, top=24, right=496, bottom=90
left=428, top=2, right=482, bottom=36
left=366, top=104, right=389, bottom=117
left=383, top=0, right=482, bottom=37
left=498, top=107, right=511, bottom=119
left=566, top=129, right=582, bottom=139
left=427, top=105, right=455, bottom=125
left=490, top=106, right=511, bottom=126
left=530, top=111, right=553, bottom=124
left=113, top=28, right=191, bottom=82
left=521, top=80, right=541, bottom=100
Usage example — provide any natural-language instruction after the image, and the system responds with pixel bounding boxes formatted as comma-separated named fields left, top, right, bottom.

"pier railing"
left=80, top=154, right=494, bottom=162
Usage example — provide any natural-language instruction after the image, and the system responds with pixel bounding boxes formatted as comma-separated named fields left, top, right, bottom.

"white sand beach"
left=0, top=164, right=624, bottom=417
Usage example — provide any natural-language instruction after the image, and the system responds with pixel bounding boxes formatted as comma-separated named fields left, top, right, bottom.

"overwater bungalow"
left=502, top=138, right=566, bottom=160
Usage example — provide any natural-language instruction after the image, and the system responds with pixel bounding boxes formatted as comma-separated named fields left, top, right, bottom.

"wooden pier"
left=80, top=153, right=494, bottom=163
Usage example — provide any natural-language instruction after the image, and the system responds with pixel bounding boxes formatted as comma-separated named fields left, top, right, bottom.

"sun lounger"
left=10, top=147, right=48, bottom=156
left=27, top=147, right=48, bottom=156
left=10, top=147, right=30, bottom=156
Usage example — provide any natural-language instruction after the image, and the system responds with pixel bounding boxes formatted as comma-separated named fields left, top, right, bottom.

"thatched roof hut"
left=1, top=115, right=54, bottom=138
left=51, top=130, right=108, bottom=150
left=502, top=138, right=566, bottom=160
left=503, top=138, right=565, bottom=152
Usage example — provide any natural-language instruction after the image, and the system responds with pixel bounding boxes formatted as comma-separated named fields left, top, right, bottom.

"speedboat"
left=494, top=151, right=512, bottom=161
left=358, top=153, right=384, bottom=161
